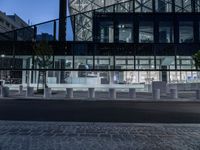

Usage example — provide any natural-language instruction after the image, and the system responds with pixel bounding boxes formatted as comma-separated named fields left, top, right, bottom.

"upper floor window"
left=139, top=21, right=154, bottom=43
left=175, top=0, right=192, bottom=12
left=118, top=23, right=133, bottom=43
left=179, top=21, right=193, bottom=43
left=156, top=0, right=172, bottom=12
left=195, top=0, right=200, bottom=12
left=159, top=22, right=174, bottom=43
left=99, top=21, right=114, bottom=43
left=135, top=0, right=153, bottom=12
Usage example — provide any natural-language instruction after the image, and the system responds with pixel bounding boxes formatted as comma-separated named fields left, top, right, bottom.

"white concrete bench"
left=44, top=88, right=52, bottom=98
left=26, top=87, right=34, bottom=97
left=88, top=88, right=95, bottom=99
left=66, top=88, right=73, bottom=99
left=152, top=89, right=160, bottom=100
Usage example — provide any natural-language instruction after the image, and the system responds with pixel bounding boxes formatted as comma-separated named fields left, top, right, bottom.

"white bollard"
left=26, top=87, right=34, bottom=97
left=153, top=89, right=160, bottom=100
left=196, top=90, right=200, bottom=100
left=66, top=88, right=73, bottom=99
left=129, top=88, right=136, bottom=99
left=1, top=86, right=9, bottom=97
left=170, top=89, right=178, bottom=99
left=44, top=88, right=52, bottom=98
left=109, top=88, right=116, bottom=100
left=88, top=88, right=95, bottom=99
left=19, top=85, right=23, bottom=95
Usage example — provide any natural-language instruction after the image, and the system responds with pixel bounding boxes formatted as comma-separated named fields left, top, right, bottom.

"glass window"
left=99, top=21, right=114, bottom=43
left=135, top=0, right=153, bottom=12
left=118, top=23, right=133, bottom=43
left=175, top=0, right=192, bottom=12
left=136, top=56, right=155, bottom=70
left=95, top=56, right=114, bottom=70
left=115, top=56, right=134, bottom=69
left=195, top=0, right=200, bottom=12
left=155, top=0, right=172, bottom=12
left=139, top=22, right=154, bottom=43
left=179, top=22, right=194, bottom=43
left=159, top=22, right=174, bottom=43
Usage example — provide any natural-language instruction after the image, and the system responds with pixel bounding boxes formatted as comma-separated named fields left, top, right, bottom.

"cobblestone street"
left=0, top=121, right=199, bottom=150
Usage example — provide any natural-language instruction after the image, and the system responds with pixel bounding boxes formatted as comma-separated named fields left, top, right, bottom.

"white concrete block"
left=129, top=88, right=136, bottom=99
left=109, top=88, right=116, bottom=100
left=170, top=89, right=178, bottom=99
left=88, top=88, right=95, bottom=99
left=152, top=89, right=160, bottom=100
left=1, top=86, right=9, bottom=97
left=26, top=87, right=34, bottom=97
left=44, top=88, right=52, bottom=98
left=66, top=88, right=73, bottom=99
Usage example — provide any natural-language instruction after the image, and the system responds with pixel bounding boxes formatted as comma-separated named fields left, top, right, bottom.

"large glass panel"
left=177, top=56, right=195, bottom=70
left=118, top=23, right=133, bottom=43
left=54, top=56, right=73, bottom=70
left=135, top=0, right=153, bottom=12
left=139, top=22, right=154, bottom=43
left=99, top=21, right=114, bottom=43
left=155, top=0, right=172, bottom=12
left=36, top=22, right=54, bottom=41
left=195, top=0, right=200, bottom=12
left=159, top=22, right=174, bottom=43
left=179, top=22, right=193, bottom=43
left=115, top=56, right=134, bottom=69
left=175, top=0, right=192, bottom=12
left=136, top=56, right=155, bottom=70
left=95, top=56, right=114, bottom=70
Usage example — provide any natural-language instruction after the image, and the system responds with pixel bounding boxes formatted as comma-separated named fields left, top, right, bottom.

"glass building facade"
left=0, top=0, right=200, bottom=89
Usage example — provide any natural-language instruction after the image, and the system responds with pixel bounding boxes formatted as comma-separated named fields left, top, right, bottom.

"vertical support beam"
left=53, top=20, right=57, bottom=41
left=59, top=0, right=67, bottom=41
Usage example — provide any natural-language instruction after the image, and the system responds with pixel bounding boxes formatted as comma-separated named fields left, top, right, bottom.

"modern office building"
left=0, top=0, right=200, bottom=89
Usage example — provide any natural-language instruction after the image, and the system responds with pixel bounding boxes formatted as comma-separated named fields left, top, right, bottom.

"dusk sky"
left=0, top=0, right=62, bottom=25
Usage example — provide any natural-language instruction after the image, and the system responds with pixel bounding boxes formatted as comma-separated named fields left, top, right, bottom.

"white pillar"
left=1, top=87, right=9, bottom=97
left=109, top=88, right=116, bottom=100
left=66, top=88, right=73, bottom=99
left=26, top=87, right=34, bottom=97
left=88, top=88, right=95, bottom=99
left=153, top=89, right=160, bottom=100
left=170, top=88, right=178, bottom=99
left=196, top=90, right=200, bottom=100
left=129, top=88, right=136, bottom=99
left=44, top=88, right=52, bottom=98
left=19, top=85, right=23, bottom=95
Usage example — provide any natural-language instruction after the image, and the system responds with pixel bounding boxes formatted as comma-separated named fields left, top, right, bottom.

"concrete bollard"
left=44, top=88, right=52, bottom=98
left=109, top=88, right=116, bottom=100
left=196, top=90, right=200, bottom=100
left=26, top=87, right=34, bottom=97
left=19, top=85, right=23, bottom=95
left=129, top=88, right=136, bottom=99
left=153, top=89, right=160, bottom=100
left=66, top=88, right=73, bottom=99
left=170, top=88, right=178, bottom=99
left=88, top=88, right=95, bottom=99
left=1, top=86, right=9, bottom=97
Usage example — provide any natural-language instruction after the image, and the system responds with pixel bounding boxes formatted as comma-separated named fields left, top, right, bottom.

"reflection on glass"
left=159, top=22, right=174, bottom=43
left=139, top=22, right=154, bottom=43
left=135, top=0, right=153, bottom=12
left=156, top=0, right=172, bottom=12
left=175, top=0, right=192, bottom=12
left=118, top=23, right=133, bottom=43
left=195, top=0, right=200, bottom=12
left=99, top=22, right=114, bottom=43
left=179, top=22, right=193, bottom=43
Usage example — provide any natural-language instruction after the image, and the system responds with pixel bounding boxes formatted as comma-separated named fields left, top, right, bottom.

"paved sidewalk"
left=0, top=121, right=199, bottom=150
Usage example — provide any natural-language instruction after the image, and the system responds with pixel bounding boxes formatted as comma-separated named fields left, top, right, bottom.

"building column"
left=59, top=0, right=67, bottom=41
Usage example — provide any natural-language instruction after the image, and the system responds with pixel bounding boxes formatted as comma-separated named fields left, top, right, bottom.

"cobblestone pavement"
left=0, top=121, right=199, bottom=150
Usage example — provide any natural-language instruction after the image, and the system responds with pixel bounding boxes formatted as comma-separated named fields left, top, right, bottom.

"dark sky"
left=0, top=0, right=60, bottom=25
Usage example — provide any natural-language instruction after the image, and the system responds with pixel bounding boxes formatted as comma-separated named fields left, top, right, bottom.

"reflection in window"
left=155, top=0, right=172, bottom=12
left=100, top=22, right=114, bottom=43
left=195, top=0, right=200, bottom=12
left=135, top=0, right=153, bottom=12
left=139, top=22, right=154, bottom=43
left=179, top=22, right=193, bottom=43
left=159, top=22, right=174, bottom=43
left=175, top=0, right=192, bottom=12
left=118, top=23, right=133, bottom=43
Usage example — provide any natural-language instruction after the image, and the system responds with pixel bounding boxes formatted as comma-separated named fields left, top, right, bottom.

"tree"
left=193, top=50, right=200, bottom=70
left=33, top=40, right=53, bottom=92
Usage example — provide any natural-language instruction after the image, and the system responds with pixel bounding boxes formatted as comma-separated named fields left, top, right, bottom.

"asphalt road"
left=0, top=99, right=200, bottom=123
